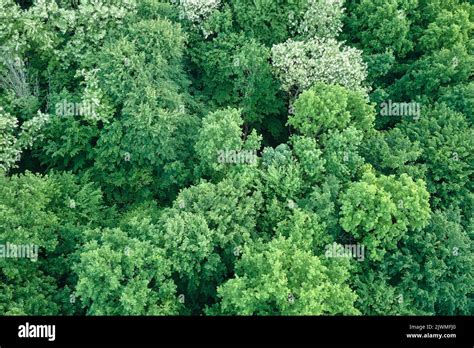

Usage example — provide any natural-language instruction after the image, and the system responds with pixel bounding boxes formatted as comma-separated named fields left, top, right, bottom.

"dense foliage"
left=0, top=0, right=472, bottom=316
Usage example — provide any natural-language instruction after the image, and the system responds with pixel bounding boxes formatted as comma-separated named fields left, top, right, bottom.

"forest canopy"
left=0, top=0, right=472, bottom=316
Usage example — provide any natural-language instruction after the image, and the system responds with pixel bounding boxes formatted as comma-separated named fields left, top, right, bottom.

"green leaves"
left=195, top=108, right=261, bottom=178
left=354, top=207, right=472, bottom=315
left=345, top=0, right=414, bottom=58
left=214, top=237, right=358, bottom=315
left=0, top=171, right=106, bottom=315
left=419, top=7, right=473, bottom=53
left=339, top=170, right=431, bottom=260
left=0, top=0, right=471, bottom=317
left=190, top=33, right=284, bottom=129
left=231, top=0, right=306, bottom=45
left=397, top=104, right=473, bottom=213
left=289, top=82, right=375, bottom=136
left=75, top=227, right=180, bottom=315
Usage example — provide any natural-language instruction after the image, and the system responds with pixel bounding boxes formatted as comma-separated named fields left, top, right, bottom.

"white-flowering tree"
left=178, top=0, right=221, bottom=23
left=0, top=107, right=50, bottom=172
left=271, top=37, right=367, bottom=94
left=0, top=110, right=19, bottom=172
left=299, top=0, right=345, bottom=39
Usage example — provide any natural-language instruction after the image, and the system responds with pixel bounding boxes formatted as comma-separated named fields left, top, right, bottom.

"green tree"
left=230, top=0, right=306, bottom=46
left=344, top=0, right=414, bottom=58
left=396, top=104, right=473, bottom=214
left=0, top=171, right=105, bottom=315
left=339, top=169, right=431, bottom=260
left=75, top=226, right=180, bottom=315
left=289, top=82, right=375, bottom=137
left=213, top=237, right=359, bottom=315
left=194, top=107, right=261, bottom=179
left=157, top=168, right=263, bottom=313
left=354, top=207, right=472, bottom=315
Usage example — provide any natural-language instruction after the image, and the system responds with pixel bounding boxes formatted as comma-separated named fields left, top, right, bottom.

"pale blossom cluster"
left=299, top=0, right=345, bottom=39
left=178, top=0, right=220, bottom=23
left=0, top=108, right=49, bottom=171
left=0, top=109, right=20, bottom=171
left=271, top=37, right=367, bottom=93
